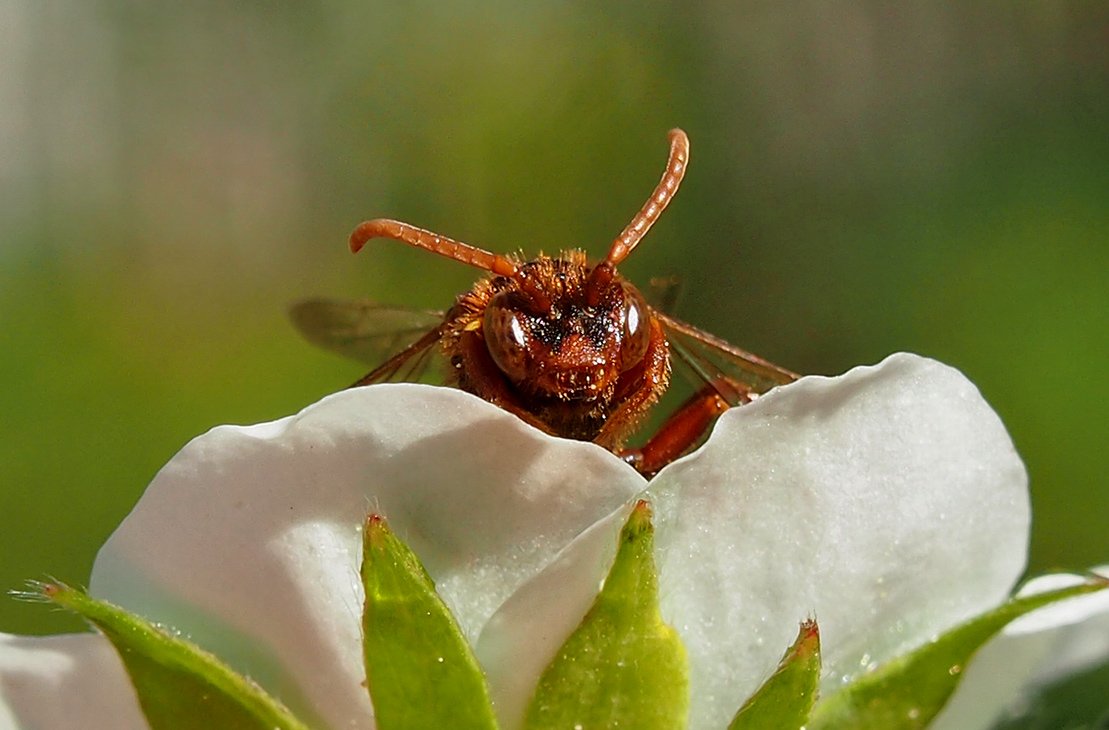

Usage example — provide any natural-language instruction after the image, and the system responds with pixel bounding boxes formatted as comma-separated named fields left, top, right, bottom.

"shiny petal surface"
left=0, top=632, right=146, bottom=730
left=644, top=353, right=1030, bottom=729
left=477, top=504, right=633, bottom=728
left=90, top=384, right=645, bottom=729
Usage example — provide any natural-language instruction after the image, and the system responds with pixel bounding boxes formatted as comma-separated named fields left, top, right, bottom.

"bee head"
left=482, top=258, right=652, bottom=401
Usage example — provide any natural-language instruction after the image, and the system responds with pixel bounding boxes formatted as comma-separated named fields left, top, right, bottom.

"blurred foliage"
left=1, top=0, right=1106, bottom=653
left=993, top=660, right=1109, bottom=729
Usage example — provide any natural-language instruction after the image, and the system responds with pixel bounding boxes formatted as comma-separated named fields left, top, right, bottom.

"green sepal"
left=728, top=618, right=821, bottom=730
left=808, top=576, right=1109, bottom=730
left=40, top=581, right=309, bottom=730
left=361, top=514, right=497, bottom=730
left=524, top=500, right=689, bottom=730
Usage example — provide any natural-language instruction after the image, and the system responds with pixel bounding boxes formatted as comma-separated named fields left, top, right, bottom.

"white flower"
left=1, top=353, right=1104, bottom=729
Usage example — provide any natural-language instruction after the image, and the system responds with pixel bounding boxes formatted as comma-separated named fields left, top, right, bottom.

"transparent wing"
left=350, top=324, right=448, bottom=386
left=654, top=310, right=798, bottom=406
left=289, top=298, right=449, bottom=384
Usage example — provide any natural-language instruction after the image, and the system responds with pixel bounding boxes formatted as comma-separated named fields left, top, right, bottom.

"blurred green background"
left=1, top=0, right=1105, bottom=656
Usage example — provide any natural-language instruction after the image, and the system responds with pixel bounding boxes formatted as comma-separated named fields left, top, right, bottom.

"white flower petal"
left=90, top=384, right=644, bottom=729
left=476, top=503, right=634, bottom=729
left=0, top=632, right=146, bottom=730
left=933, top=566, right=1109, bottom=730
left=644, top=353, right=1030, bottom=729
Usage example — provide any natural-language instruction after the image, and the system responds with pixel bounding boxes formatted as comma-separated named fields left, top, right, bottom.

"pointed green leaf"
left=524, top=500, right=689, bottom=730
left=361, top=514, right=497, bottom=730
left=41, top=581, right=309, bottom=730
left=729, top=619, right=821, bottom=730
left=808, top=577, right=1109, bottom=730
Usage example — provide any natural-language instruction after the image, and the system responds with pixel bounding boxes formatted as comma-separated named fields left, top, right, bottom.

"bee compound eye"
left=483, top=303, right=530, bottom=381
left=620, top=286, right=652, bottom=371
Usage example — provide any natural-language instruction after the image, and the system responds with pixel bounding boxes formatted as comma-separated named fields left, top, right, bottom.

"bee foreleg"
left=617, top=382, right=742, bottom=476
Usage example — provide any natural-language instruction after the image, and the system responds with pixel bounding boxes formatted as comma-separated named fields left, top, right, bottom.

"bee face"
left=482, top=259, right=651, bottom=402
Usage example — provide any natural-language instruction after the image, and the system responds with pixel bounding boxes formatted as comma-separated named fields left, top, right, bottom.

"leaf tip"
left=8, top=579, right=59, bottom=604
left=624, top=499, right=654, bottom=537
left=364, top=512, right=391, bottom=550
left=30, top=579, right=76, bottom=606
left=796, top=617, right=821, bottom=654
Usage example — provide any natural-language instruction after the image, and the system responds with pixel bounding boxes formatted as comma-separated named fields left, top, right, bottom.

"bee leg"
left=618, top=380, right=752, bottom=476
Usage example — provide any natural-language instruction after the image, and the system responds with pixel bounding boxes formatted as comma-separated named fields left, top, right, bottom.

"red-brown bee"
left=292, top=129, right=796, bottom=474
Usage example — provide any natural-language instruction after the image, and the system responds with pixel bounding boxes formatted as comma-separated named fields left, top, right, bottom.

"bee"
left=292, top=129, right=796, bottom=475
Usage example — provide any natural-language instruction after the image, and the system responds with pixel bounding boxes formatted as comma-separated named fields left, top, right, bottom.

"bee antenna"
left=604, top=128, right=689, bottom=266
left=350, top=219, right=519, bottom=277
